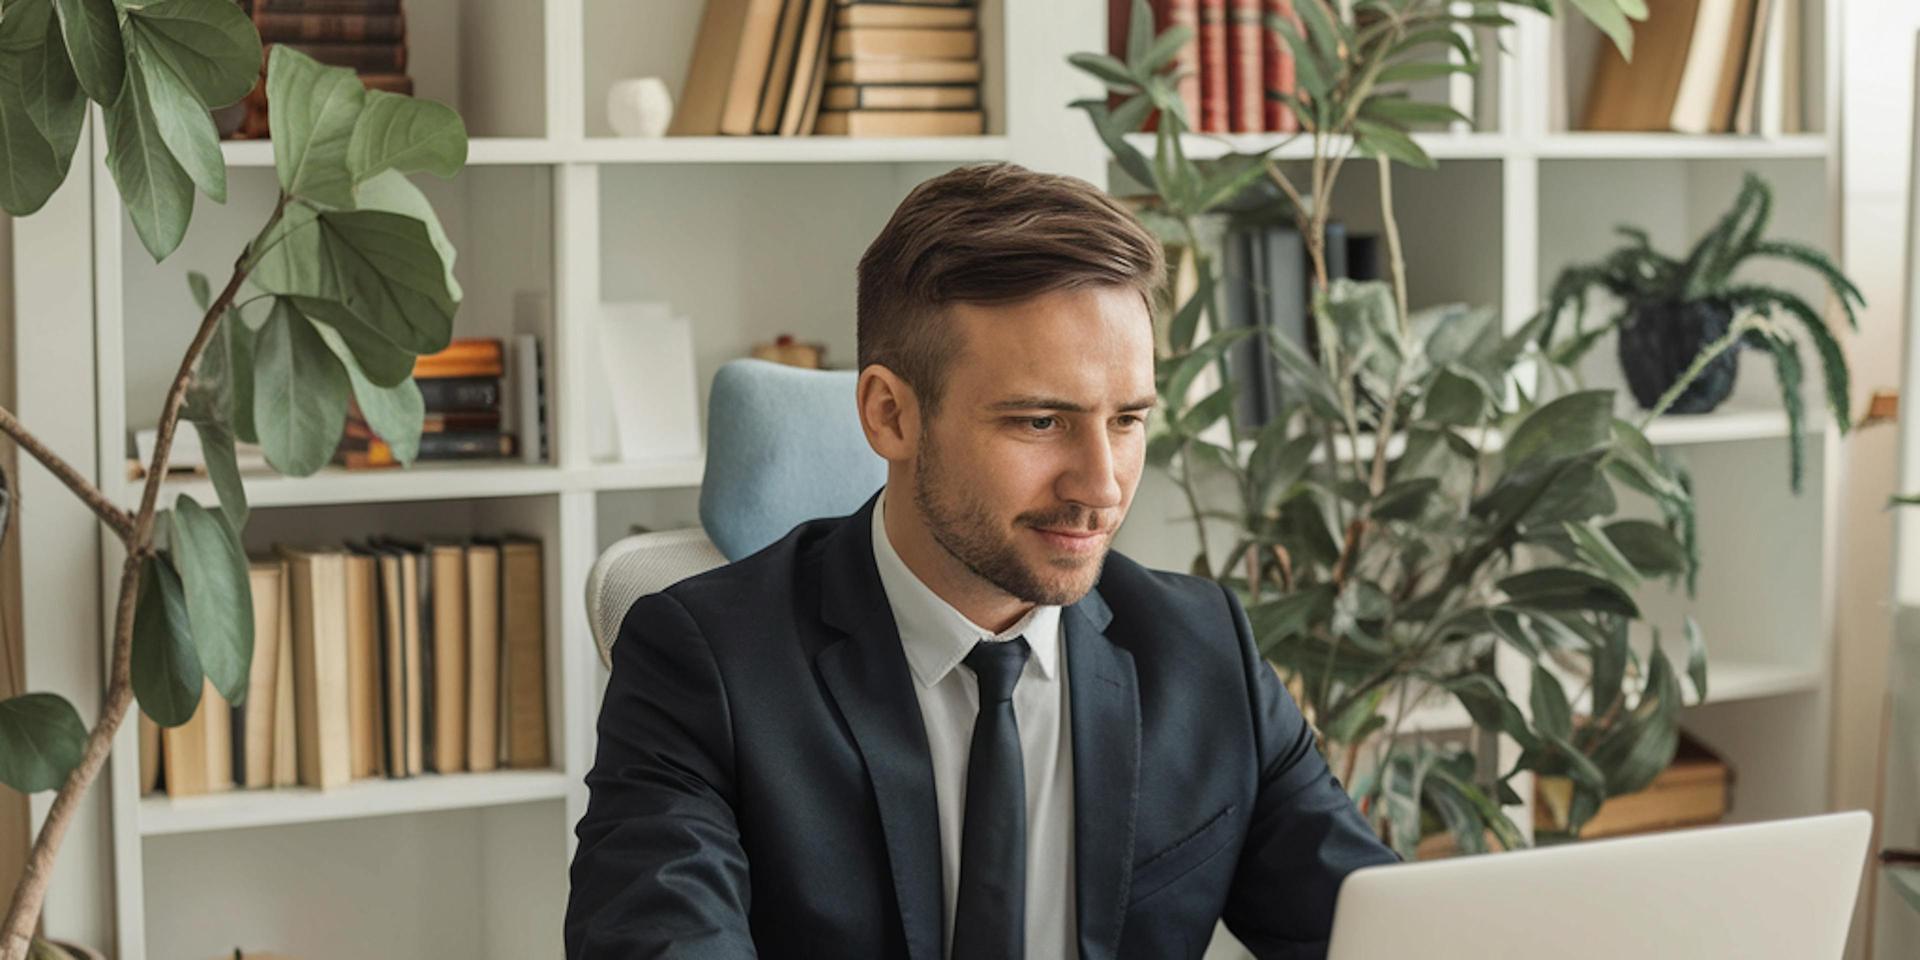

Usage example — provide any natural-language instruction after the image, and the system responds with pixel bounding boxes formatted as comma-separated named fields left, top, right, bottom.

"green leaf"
left=1567, top=0, right=1635, bottom=60
left=1163, top=326, right=1253, bottom=410
left=1126, top=0, right=1156, bottom=66
left=1269, top=14, right=1327, bottom=102
left=1504, top=389, right=1614, bottom=467
left=1180, top=383, right=1235, bottom=434
left=130, top=32, right=226, bottom=203
left=1359, top=95, right=1471, bottom=129
left=1168, top=256, right=1214, bottom=353
left=1499, top=567, right=1640, bottom=618
left=123, top=0, right=262, bottom=107
left=352, top=168, right=463, bottom=303
left=1353, top=119, right=1435, bottom=170
left=1530, top=663, right=1573, bottom=741
left=1603, top=519, right=1686, bottom=577
left=292, top=296, right=416, bottom=387
left=1422, top=368, right=1487, bottom=426
left=1565, top=518, right=1641, bottom=588
left=132, top=552, right=204, bottom=727
left=312, top=318, right=424, bottom=464
left=1371, top=477, right=1439, bottom=522
left=1684, top=617, right=1708, bottom=704
left=1068, top=52, right=1139, bottom=91
left=0, top=692, right=87, bottom=793
left=1250, top=427, right=1318, bottom=507
left=1376, top=61, right=1475, bottom=85
left=268, top=46, right=364, bottom=208
left=105, top=62, right=195, bottom=260
left=252, top=205, right=459, bottom=355
left=21, top=8, right=85, bottom=173
left=1590, top=641, right=1682, bottom=794
left=1444, top=672, right=1538, bottom=751
left=347, top=89, right=467, bottom=184
left=51, top=0, right=124, bottom=103
left=253, top=299, right=352, bottom=476
left=189, top=417, right=247, bottom=529
left=1139, top=24, right=1193, bottom=75
left=170, top=495, right=252, bottom=703
left=0, top=57, right=66, bottom=216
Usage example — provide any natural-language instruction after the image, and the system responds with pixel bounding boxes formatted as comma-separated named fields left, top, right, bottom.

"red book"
left=1197, top=0, right=1228, bottom=133
left=1263, top=0, right=1301, bottom=132
left=1226, top=0, right=1263, bottom=133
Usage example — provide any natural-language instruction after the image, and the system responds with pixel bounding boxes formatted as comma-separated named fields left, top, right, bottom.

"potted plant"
left=1541, top=174, right=1863, bottom=490
left=1070, top=0, right=1854, bottom=857
left=0, top=1, right=469, bottom=956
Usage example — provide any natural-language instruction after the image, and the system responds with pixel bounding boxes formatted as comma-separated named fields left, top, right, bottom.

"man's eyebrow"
left=988, top=395, right=1159, bottom=413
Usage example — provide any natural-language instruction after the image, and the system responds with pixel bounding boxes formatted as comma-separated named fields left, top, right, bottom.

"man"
left=566, top=162, right=1398, bottom=960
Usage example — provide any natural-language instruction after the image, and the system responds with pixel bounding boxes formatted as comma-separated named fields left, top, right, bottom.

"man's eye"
left=1116, top=414, right=1145, bottom=428
left=1025, top=417, right=1058, bottom=431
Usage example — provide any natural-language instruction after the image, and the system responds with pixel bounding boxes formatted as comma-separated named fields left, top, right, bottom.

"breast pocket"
left=1128, top=804, right=1239, bottom=906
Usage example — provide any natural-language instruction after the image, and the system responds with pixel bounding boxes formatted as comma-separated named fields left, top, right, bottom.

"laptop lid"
left=1327, top=810, right=1873, bottom=959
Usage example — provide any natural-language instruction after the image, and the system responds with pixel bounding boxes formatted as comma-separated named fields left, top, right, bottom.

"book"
left=344, top=550, right=383, bottom=779
left=830, top=27, right=978, bottom=61
left=1261, top=0, right=1299, bottom=133
left=669, top=0, right=787, bottom=136
left=834, top=0, right=969, bottom=5
left=1226, top=0, right=1262, bottom=133
left=255, top=0, right=401, bottom=11
left=271, top=563, right=298, bottom=787
left=1703, top=0, right=1760, bottom=133
left=161, top=681, right=232, bottom=797
left=281, top=545, right=352, bottom=790
left=254, top=12, right=405, bottom=43
left=501, top=539, right=549, bottom=769
left=283, top=41, right=408, bottom=74
left=374, top=547, right=411, bottom=778
left=397, top=544, right=427, bottom=776
left=512, top=333, right=547, bottom=465
left=139, top=715, right=160, bottom=795
left=816, top=109, right=983, bottom=136
left=346, top=411, right=504, bottom=436
left=417, top=377, right=502, bottom=413
left=834, top=5, right=973, bottom=28
left=1197, top=0, right=1228, bottom=132
left=1580, top=0, right=1702, bottom=131
left=825, top=58, right=980, bottom=84
left=753, top=0, right=813, bottom=134
left=234, top=561, right=285, bottom=789
left=1731, top=0, right=1772, bottom=135
left=428, top=543, right=468, bottom=774
left=465, top=542, right=502, bottom=773
left=823, top=84, right=979, bottom=110
left=413, top=338, right=505, bottom=379
left=335, top=433, right=516, bottom=469
left=780, top=0, right=835, bottom=135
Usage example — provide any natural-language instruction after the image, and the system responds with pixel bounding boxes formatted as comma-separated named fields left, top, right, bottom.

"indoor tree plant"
left=1541, top=174, right=1863, bottom=491
left=0, top=1, right=468, bottom=956
left=1069, top=0, right=1853, bottom=857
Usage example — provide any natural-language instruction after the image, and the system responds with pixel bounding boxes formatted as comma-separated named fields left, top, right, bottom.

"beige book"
left=825, top=58, right=980, bottom=85
left=429, top=543, right=468, bottom=773
left=271, top=564, right=297, bottom=788
left=139, top=714, right=161, bottom=795
left=1731, top=0, right=1772, bottom=134
left=1580, top=0, right=1701, bottom=131
left=344, top=552, right=382, bottom=780
left=778, top=0, right=833, bottom=135
left=465, top=543, right=502, bottom=773
left=754, top=0, right=812, bottom=133
left=377, top=551, right=409, bottom=777
left=1704, top=0, right=1759, bottom=133
left=1667, top=0, right=1741, bottom=134
left=400, top=548, right=426, bottom=776
left=501, top=539, right=549, bottom=769
left=282, top=546, right=351, bottom=790
left=669, top=0, right=754, bottom=135
left=830, top=27, right=976, bottom=62
left=162, top=681, right=230, bottom=797
left=823, top=84, right=978, bottom=111
left=833, top=5, right=973, bottom=29
left=816, top=109, right=982, bottom=136
left=240, top=561, right=285, bottom=788
left=720, top=0, right=790, bottom=134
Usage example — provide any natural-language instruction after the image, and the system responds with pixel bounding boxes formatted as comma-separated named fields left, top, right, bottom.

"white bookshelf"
left=4, top=1, right=1847, bottom=959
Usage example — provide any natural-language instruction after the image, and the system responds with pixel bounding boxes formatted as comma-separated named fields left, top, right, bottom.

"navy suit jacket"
left=566, top=494, right=1399, bottom=959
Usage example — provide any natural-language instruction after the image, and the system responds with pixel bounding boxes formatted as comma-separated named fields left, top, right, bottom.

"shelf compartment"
left=139, top=769, right=572, bottom=836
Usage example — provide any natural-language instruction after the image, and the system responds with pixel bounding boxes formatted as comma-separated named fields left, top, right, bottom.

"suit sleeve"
left=1216, top=582, right=1402, bottom=960
left=565, top=590, right=758, bottom=959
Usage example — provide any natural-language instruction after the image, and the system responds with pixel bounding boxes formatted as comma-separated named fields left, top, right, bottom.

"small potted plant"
left=1541, top=173, right=1863, bottom=490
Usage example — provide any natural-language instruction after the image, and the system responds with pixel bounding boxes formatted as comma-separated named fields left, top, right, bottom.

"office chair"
left=585, top=358, right=888, bottom=667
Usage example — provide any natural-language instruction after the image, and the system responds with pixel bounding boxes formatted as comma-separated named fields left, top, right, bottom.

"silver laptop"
left=1327, top=810, right=1873, bottom=959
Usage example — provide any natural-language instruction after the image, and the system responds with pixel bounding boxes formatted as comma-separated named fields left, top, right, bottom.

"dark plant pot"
left=1617, top=297, right=1740, bottom=414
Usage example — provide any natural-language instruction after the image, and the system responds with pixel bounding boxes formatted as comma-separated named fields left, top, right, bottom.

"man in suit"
left=566, top=162, right=1399, bottom=960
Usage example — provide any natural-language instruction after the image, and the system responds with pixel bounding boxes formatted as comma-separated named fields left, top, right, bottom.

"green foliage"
left=1542, top=174, right=1864, bottom=491
left=1070, top=0, right=1724, bottom=857
left=0, top=15, right=466, bottom=795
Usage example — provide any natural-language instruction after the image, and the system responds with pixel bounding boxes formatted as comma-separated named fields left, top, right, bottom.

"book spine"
left=417, top=378, right=503, bottom=412
left=257, top=0, right=402, bottom=11
left=1150, top=0, right=1202, bottom=132
left=1197, top=0, right=1229, bottom=133
left=1226, top=0, right=1263, bottom=133
left=285, top=42, right=408, bottom=74
left=1263, top=0, right=1299, bottom=132
left=256, top=12, right=404, bottom=43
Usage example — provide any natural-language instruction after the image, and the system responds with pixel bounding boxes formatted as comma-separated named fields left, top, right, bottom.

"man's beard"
left=910, top=429, right=1110, bottom=607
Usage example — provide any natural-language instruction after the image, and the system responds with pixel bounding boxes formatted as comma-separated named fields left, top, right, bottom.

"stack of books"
left=141, top=537, right=551, bottom=796
left=335, top=335, right=547, bottom=469
left=669, top=0, right=983, bottom=138
left=1107, top=0, right=1304, bottom=135
left=233, top=0, right=412, bottom=140
left=1580, top=0, right=1802, bottom=135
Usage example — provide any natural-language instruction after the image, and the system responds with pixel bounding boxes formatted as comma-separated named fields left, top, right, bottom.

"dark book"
left=1259, top=222, right=1311, bottom=414
left=1221, top=222, right=1267, bottom=430
left=285, top=41, right=408, bottom=74
left=417, top=377, right=502, bottom=413
left=1346, top=233, right=1383, bottom=283
left=258, top=0, right=401, bottom=10
left=256, top=12, right=405, bottom=43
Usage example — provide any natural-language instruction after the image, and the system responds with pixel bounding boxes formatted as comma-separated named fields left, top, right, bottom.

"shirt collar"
left=870, top=487, right=1062, bottom=689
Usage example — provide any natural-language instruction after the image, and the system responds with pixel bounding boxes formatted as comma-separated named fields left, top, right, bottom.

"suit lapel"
left=1067, top=589, right=1140, bottom=960
left=814, top=493, right=945, bottom=960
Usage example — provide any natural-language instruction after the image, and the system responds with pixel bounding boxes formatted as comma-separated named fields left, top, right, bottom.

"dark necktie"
left=951, top=636, right=1030, bottom=960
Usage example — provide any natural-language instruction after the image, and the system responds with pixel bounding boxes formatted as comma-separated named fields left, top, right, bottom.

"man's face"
left=909, top=284, right=1156, bottom=607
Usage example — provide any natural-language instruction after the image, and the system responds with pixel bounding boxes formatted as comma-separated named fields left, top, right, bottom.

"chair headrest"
left=698, top=358, right=887, bottom=560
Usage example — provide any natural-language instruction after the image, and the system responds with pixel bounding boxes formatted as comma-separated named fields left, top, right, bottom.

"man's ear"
left=857, top=365, right=919, bottom=462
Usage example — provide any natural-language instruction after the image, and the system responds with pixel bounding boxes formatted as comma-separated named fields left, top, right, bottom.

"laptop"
left=1327, top=810, right=1874, bottom=959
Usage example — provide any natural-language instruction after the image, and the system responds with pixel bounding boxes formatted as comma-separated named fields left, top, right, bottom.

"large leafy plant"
left=0, top=1, right=467, bottom=955
left=1069, top=0, right=1764, bottom=858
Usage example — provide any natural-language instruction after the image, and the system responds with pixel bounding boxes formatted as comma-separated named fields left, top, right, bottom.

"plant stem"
left=0, top=407, right=134, bottom=543
left=1176, top=439, right=1215, bottom=576
left=0, top=208, right=273, bottom=960
left=1636, top=316, right=1758, bottom=428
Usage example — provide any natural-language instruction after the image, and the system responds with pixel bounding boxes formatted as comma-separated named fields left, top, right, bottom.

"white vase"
left=607, top=77, right=674, bottom=138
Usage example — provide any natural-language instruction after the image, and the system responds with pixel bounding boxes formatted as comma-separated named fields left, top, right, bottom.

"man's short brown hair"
left=856, top=162, right=1166, bottom=413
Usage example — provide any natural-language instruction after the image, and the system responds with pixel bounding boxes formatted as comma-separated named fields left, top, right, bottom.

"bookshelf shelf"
left=220, top=137, right=575, bottom=167
left=1124, top=131, right=1515, bottom=162
left=118, top=462, right=572, bottom=510
left=1532, top=133, right=1830, bottom=160
left=573, top=134, right=1015, bottom=165
left=137, top=769, right=573, bottom=837
left=1535, top=657, right=1824, bottom=722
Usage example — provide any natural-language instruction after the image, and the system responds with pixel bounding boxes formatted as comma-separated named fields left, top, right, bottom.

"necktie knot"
left=964, top=637, right=1030, bottom=703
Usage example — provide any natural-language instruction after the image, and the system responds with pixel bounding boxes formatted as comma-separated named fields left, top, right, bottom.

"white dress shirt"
left=870, top=488, right=1078, bottom=960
